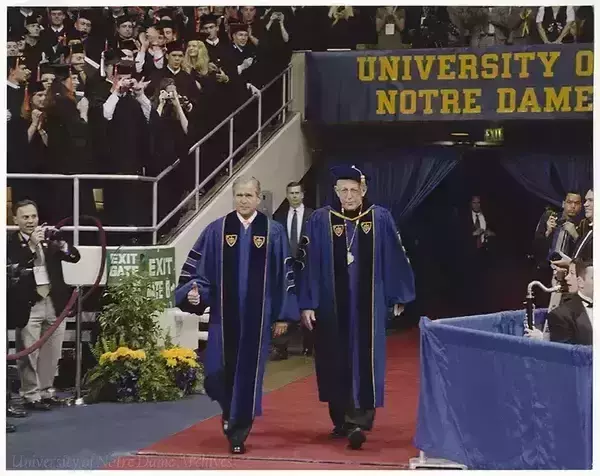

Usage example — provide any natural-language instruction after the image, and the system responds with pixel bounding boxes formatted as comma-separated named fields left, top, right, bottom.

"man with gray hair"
left=175, top=176, right=297, bottom=455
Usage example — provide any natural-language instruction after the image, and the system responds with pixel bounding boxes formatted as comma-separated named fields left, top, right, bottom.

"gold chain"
left=343, top=206, right=361, bottom=253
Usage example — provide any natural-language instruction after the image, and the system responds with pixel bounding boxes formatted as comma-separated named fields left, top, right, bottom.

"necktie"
left=34, top=245, right=50, bottom=298
left=290, top=209, right=298, bottom=256
left=475, top=214, right=483, bottom=248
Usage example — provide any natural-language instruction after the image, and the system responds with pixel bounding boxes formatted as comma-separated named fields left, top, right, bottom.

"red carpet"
left=124, top=330, right=420, bottom=469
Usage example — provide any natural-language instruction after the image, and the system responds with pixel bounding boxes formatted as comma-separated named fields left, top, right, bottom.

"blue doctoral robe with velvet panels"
left=175, top=211, right=297, bottom=426
left=298, top=204, right=415, bottom=409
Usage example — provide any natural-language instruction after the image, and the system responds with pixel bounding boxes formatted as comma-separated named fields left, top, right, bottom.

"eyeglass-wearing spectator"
left=536, top=6, right=575, bottom=44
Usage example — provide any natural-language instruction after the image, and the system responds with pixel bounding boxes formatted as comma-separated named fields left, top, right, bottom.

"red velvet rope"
left=7, top=216, right=108, bottom=361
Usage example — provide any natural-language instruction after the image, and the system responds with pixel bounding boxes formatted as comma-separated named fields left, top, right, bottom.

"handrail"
left=7, top=63, right=295, bottom=245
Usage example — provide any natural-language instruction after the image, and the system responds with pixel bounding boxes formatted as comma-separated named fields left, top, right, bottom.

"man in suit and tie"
left=547, top=259, right=593, bottom=345
left=271, top=182, right=314, bottom=359
left=7, top=200, right=81, bottom=411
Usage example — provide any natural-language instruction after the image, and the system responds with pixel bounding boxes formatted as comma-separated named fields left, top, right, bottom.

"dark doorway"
left=403, top=147, right=548, bottom=319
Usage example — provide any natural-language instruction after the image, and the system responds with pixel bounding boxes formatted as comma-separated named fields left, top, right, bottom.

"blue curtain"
left=501, top=153, right=592, bottom=207
left=321, top=146, right=460, bottom=224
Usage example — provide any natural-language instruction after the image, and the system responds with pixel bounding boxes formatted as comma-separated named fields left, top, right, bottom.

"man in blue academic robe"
left=175, top=176, right=297, bottom=455
left=298, top=165, right=415, bottom=450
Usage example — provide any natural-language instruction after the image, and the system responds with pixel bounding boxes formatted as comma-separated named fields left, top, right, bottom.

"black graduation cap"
left=156, top=19, right=175, bottom=31
left=27, top=81, right=46, bottom=94
left=7, top=30, right=25, bottom=42
left=192, top=31, right=210, bottom=42
left=77, top=9, right=93, bottom=22
left=25, top=16, right=40, bottom=26
left=155, top=7, right=175, bottom=20
left=69, top=42, right=85, bottom=55
left=48, top=63, right=73, bottom=80
left=38, top=63, right=56, bottom=77
left=200, top=14, right=219, bottom=28
left=48, top=7, right=68, bottom=14
left=330, top=165, right=367, bottom=186
left=119, top=39, right=137, bottom=52
left=166, top=41, right=185, bottom=54
left=115, top=15, right=134, bottom=27
left=113, top=60, right=135, bottom=76
left=229, top=23, right=248, bottom=35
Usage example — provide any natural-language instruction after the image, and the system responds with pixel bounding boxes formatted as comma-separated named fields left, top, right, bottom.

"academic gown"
left=175, top=211, right=297, bottom=430
left=298, top=203, right=415, bottom=411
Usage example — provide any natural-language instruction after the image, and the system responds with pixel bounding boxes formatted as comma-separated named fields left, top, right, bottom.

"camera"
left=44, top=227, right=63, bottom=242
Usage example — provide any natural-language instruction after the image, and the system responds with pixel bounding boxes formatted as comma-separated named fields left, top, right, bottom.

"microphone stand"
left=525, top=281, right=561, bottom=329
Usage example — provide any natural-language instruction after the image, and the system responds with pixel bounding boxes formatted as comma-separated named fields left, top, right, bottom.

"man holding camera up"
left=7, top=200, right=80, bottom=412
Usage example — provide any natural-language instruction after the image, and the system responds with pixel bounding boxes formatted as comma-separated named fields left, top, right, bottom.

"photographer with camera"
left=7, top=200, right=80, bottom=412
left=533, top=191, right=582, bottom=309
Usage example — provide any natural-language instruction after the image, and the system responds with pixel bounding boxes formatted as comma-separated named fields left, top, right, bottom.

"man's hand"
left=29, top=226, right=45, bottom=247
left=563, top=221, right=579, bottom=240
left=133, top=77, right=151, bottom=97
left=187, top=282, right=201, bottom=306
left=301, top=310, right=316, bottom=331
left=273, top=322, right=288, bottom=337
left=546, top=215, right=557, bottom=237
left=524, top=327, right=544, bottom=340
left=393, top=303, right=404, bottom=316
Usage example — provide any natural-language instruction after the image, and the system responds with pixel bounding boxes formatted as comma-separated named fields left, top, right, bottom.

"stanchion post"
left=74, top=286, right=85, bottom=405
left=195, top=148, right=200, bottom=211
left=257, top=93, right=262, bottom=148
left=229, top=118, right=234, bottom=176
left=152, top=180, right=158, bottom=244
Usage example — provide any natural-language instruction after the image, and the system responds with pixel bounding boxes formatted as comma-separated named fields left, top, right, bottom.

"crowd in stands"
left=6, top=6, right=594, bottom=243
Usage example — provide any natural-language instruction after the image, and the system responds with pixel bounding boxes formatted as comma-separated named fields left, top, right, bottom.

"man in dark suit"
left=8, top=200, right=81, bottom=412
left=547, top=259, right=593, bottom=345
left=271, top=182, right=313, bottom=359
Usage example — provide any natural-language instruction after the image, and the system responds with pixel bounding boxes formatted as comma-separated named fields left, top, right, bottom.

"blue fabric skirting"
left=414, top=309, right=592, bottom=470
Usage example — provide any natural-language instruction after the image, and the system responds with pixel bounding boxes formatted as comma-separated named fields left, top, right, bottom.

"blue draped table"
left=414, top=309, right=592, bottom=469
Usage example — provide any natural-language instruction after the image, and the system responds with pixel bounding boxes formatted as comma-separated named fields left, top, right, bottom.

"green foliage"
left=83, top=271, right=202, bottom=404
left=97, top=272, right=165, bottom=349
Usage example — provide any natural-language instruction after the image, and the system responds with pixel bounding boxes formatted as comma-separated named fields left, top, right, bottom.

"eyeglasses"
left=336, top=187, right=361, bottom=197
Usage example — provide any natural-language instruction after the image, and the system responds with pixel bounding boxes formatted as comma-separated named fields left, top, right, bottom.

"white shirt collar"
left=289, top=203, right=305, bottom=214
left=578, top=291, right=593, bottom=306
left=237, top=211, right=258, bottom=228
left=7, top=80, right=20, bottom=90
left=206, top=38, right=219, bottom=46
left=167, top=65, right=180, bottom=75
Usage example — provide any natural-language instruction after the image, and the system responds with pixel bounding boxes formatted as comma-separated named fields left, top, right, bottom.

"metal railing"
left=7, top=64, right=294, bottom=245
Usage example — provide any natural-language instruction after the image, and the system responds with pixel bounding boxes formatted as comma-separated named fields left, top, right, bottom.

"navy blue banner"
left=306, top=44, right=594, bottom=123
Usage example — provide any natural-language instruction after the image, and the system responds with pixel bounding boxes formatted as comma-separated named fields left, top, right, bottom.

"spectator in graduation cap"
left=202, top=14, right=236, bottom=77
left=118, top=39, right=138, bottom=62
left=230, top=23, right=259, bottom=86
left=110, top=15, right=136, bottom=51
left=70, top=9, right=104, bottom=63
left=8, top=6, right=45, bottom=34
left=41, top=64, right=92, bottom=223
left=157, top=19, right=178, bottom=45
left=11, top=81, right=50, bottom=208
left=100, top=59, right=153, bottom=242
left=147, top=41, right=199, bottom=107
left=39, top=63, right=56, bottom=91
left=65, top=41, right=94, bottom=89
left=7, top=57, right=31, bottom=121
left=40, top=7, right=69, bottom=54
left=7, top=30, right=24, bottom=57
left=22, top=17, right=53, bottom=74
left=136, top=25, right=167, bottom=77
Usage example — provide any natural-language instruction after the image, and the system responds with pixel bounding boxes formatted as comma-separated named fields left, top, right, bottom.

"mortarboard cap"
left=200, top=14, right=219, bottom=27
left=48, top=63, right=73, bottom=80
left=330, top=165, right=367, bottom=186
left=77, top=9, right=93, bottom=22
left=27, top=81, right=46, bottom=94
left=39, top=63, right=55, bottom=76
left=156, top=7, right=175, bottom=20
left=119, top=39, right=137, bottom=52
left=69, top=42, right=85, bottom=55
left=192, top=31, right=209, bottom=42
left=166, top=41, right=185, bottom=54
left=8, top=29, right=25, bottom=42
left=48, top=7, right=68, bottom=14
left=113, top=60, right=135, bottom=76
left=115, top=15, right=134, bottom=27
left=156, top=19, right=174, bottom=30
left=25, top=16, right=41, bottom=26
left=229, top=23, right=248, bottom=35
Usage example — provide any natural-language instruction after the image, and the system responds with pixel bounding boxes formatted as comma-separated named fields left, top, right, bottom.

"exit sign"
left=484, top=127, right=504, bottom=142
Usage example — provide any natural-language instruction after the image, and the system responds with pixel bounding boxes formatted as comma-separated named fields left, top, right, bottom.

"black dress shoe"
left=23, top=401, right=52, bottom=411
left=41, top=396, right=63, bottom=406
left=7, top=406, right=28, bottom=418
left=230, top=442, right=246, bottom=455
left=347, top=427, right=366, bottom=450
left=270, top=349, right=289, bottom=361
left=330, top=426, right=348, bottom=439
left=6, top=423, right=16, bottom=433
